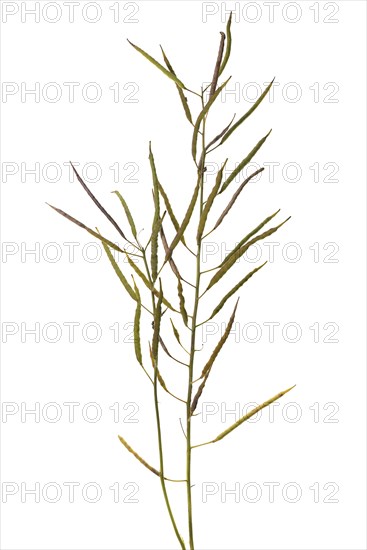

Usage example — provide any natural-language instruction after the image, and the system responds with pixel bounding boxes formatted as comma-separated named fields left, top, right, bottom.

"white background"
left=1, top=1, right=366, bottom=549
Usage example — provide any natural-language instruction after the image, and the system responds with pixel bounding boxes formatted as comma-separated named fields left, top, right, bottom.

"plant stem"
left=154, top=360, right=186, bottom=550
left=142, top=249, right=186, bottom=549
left=186, top=244, right=201, bottom=550
left=186, top=101, right=207, bottom=550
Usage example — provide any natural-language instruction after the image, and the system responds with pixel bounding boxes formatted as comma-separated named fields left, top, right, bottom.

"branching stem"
left=186, top=92, right=208, bottom=550
left=142, top=249, right=186, bottom=549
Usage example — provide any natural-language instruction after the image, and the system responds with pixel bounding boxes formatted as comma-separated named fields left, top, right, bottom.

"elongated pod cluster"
left=48, top=13, right=294, bottom=550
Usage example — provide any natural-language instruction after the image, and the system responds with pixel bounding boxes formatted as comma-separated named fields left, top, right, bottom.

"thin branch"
left=179, top=418, right=187, bottom=439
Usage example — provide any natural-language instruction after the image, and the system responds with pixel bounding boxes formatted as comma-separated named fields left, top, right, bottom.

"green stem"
left=142, top=249, right=186, bottom=549
left=186, top=245, right=201, bottom=550
left=154, top=360, right=186, bottom=549
left=186, top=100, right=207, bottom=550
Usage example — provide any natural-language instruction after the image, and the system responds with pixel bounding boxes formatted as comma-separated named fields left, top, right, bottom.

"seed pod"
left=170, top=318, right=189, bottom=355
left=192, top=77, right=231, bottom=163
left=212, top=385, right=296, bottom=443
left=132, top=279, right=143, bottom=365
left=219, top=79, right=275, bottom=146
left=118, top=435, right=160, bottom=476
left=211, top=167, right=265, bottom=232
left=219, top=209, right=280, bottom=267
left=207, top=263, right=267, bottom=321
left=160, top=45, right=193, bottom=125
left=70, top=162, right=128, bottom=241
left=164, top=174, right=201, bottom=264
left=197, top=160, right=228, bottom=242
left=206, top=217, right=290, bottom=291
left=127, top=39, right=186, bottom=89
left=125, top=253, right=178, bottom=313
left=47, top=203, right=123, bottom=253
left=209, top=32, right=226, bottom=98
left=157, top=181, right=186, bottom=246
left=218, top=11, right=232, bottom=76
left=100, top=240, right=137, bottom=301
left=219, top=130, right=272, bottom=193
left=149, top=143, right=160, bottom=282
left=112, top=191, right=138, bottom=240
left=160, top=224, right=181, bottom=279
left=177, top=278, right=188, bottom=326
left=152, top=280, right=163, bottom=362
left=159, top=336, right=188, bottom=367
left=118, top=435, right=184, bottom=482
left=198, top=298, right=239, bottom=381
